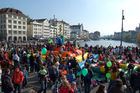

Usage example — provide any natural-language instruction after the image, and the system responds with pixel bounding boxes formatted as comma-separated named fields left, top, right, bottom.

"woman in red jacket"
left=59, top=79, right=74, bottom=93
left=12, top=67, right=24, bottom=93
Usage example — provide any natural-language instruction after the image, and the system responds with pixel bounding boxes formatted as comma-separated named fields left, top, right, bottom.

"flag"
left=62, top=35, right=65, bottom=45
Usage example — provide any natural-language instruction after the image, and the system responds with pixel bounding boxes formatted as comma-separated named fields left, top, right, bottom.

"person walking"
left=12, top=67, right=24, bottom=93
left=2, top=68, right=14, bottom=93
left=83, top=63, right=93, bottom=93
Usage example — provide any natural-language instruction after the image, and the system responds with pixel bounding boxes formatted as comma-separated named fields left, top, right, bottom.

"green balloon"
left=82, top=68, right=88, bottom=77
left=107, top=61, right=112, bottom=68
left=27, top=54, right=30, bottom=58
left=11, top=48, right=13, bottom=51
left=49, top=39, right=53, bottom=44
left=124, top=70, right=128, bottom=74
left=133, top=66, right=139, bottom=73
left=106, top=73, right=111, bottom=79
left=41, top=48, right=47, bottom=55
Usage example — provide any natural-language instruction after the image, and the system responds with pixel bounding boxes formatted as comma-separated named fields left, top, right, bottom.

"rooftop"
left=0, top=8, right=26, bottom=16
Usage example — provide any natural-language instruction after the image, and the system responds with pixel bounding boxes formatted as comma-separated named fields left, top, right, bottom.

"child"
left=72, top=81, right=78, bottom=93
left=22, top=67, right=28, bottom=88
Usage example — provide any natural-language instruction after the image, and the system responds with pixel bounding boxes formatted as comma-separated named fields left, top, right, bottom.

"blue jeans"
left=133, top=83, right=140, bottom=93
left=4, top=92, right=13, bottom=93
left=84, top=83, right=90, bottom=93
left=14, top=84, right=21, bottom=93
left=38, top=80, right=47, bottom=93
left=22, top=77, right=27, bottom=87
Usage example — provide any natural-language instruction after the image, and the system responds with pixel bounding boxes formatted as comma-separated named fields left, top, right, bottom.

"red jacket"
left=12, top=71, right=24, bottom=84
left=59, top=86, right=74, bottom=93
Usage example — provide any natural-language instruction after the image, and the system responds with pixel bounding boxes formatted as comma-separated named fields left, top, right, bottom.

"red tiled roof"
left=0, top=8, right=26, bottom=16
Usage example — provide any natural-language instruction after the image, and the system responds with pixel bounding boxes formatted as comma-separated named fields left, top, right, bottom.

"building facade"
left=70, top=24, right=83, bottom=38
left=49, top=19, right=71, bottom=39
left=36, top=19, right=50, bottom=37
left=81, top=30, right=89, bottom=40
left=0, top=8, right=27, bottom=41
left=27, top=19, right=51, bottom=39
left=27, top=20, right=43, bottom=39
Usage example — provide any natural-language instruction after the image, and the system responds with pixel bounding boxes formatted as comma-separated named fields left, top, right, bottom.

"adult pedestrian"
left=12, top=67, right=24, bottom=93
left=2, top=68, right=14, bottom=93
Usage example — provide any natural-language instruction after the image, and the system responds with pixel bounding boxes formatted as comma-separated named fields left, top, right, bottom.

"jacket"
left=59, top=86, right=74, bottom=93
left=2, top=74, right=14, bottom=92
left=12, top=71, right=24, bottom=84
left=108, top=86, right=124, bottom=93
left=83, top=69, right=93, bottom=85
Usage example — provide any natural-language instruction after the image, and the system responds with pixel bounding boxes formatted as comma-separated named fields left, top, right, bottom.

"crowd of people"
left=0, top=40, right=140, bottom=93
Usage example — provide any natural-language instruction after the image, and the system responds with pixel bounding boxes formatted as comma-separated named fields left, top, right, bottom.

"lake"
left=80, top=39, right=137, bottom=47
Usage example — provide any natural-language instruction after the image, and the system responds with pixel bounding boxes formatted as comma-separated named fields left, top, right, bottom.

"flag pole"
left=120, top=10, right=124, bottom=46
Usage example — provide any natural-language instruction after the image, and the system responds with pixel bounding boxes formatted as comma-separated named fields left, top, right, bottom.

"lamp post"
left=120, top=10, right=124, bottom=46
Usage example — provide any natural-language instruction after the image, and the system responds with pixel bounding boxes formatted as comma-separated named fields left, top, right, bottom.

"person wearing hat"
left=12, top=67, right=24, bottom=93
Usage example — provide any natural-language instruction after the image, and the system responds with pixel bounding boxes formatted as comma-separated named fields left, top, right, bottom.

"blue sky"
left=0, top=0, right=140, bottom=36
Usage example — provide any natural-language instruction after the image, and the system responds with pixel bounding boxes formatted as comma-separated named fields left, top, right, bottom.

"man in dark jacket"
left=108, top=79, right=124, bottom=93
left=2, top=68, right=14, bottom=93
left=130, top=71, right=140, bottom=93
left=83, top=63, right=93, bottom=93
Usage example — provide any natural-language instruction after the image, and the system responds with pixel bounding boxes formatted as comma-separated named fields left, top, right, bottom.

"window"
left=3, top=25, right=6, bottom=28
left=23, top=31, right=26, bottom=34
left=14, top=31, right=17, bottom=34
left=14, top=20, right=17, bottom=24
left=8, top=15, right=12, bottom=18
left=18, top=21, right=21, bottom=24
left=18, top=16, right=21, bottom=19
left=8, top=30, right=12, bottom=34
left=8, top=20, right=12, bottom=23
left=23, top=26, right=26, bottom=29
left=14, top=15, right=17, bottom=19
left=18, top=26, right=21, bottom=29
left=13, top=25, right=17, bottom=29
left=18, top=31, right=21, bottom=34
left=8, top=25, right=12, bottom=28
left=23, top=22, right=26, bottom=25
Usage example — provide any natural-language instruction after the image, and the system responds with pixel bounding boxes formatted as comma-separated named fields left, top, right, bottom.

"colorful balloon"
left=82, top=68, right=88, bottom=76
left=11, top=48, right=13, bottom=51
left=41, top=48, right=47, bottom=55
left=107, top=61, right=112, bottom=68
left=106, top=73, right=111, bottom=79
left=49, top=39, right=53, bottom=44
left=27, top=54, right=30, bottom=58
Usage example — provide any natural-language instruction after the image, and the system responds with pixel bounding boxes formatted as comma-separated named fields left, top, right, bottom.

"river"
left=80, top=39, right=137, bottom=47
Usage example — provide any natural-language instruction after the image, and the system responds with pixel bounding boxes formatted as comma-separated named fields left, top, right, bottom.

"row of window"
left=34, top=28, right=42, bottom=31
left=8, top=30, right=26, bottom=34
left=8, top=20, right=26, bottom=25
left=8, top=15, right=26, bottom=20
left=8, top=25, right=26, bottom=29
left=34, top=32, right=42, bottom=34
left=0, top=25, right=26, bottom=29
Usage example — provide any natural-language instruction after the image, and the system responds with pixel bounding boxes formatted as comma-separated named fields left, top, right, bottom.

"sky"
left=0, top=0, right=140, bottom=36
